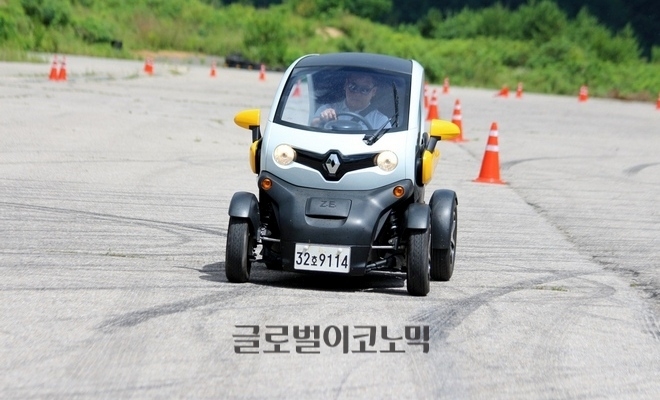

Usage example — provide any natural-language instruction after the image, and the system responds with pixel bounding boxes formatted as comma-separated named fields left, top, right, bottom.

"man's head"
left=344, top=73, right=377, bottom=111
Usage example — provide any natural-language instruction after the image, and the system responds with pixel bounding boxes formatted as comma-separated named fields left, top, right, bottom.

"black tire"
left=406, top=227, right=431, bottom=296
left=431, top=200, right=457, bottom=281
left=225, top=218, right=252, bottom=283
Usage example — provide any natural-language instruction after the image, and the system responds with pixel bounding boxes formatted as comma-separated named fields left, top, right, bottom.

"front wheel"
left=225, top=217, right=253, bottom=283
left=431, top=199, right=457, bottom=281
left=406, top=227, right=430, bottom=296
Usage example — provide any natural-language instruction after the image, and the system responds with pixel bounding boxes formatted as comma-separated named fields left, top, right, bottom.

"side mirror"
left=234, top=109, right=261, bottom=142
left=427, top=119, right=460, bottom=151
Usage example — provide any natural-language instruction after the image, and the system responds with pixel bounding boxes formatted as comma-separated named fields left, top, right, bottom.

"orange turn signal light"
left=393, top=185, right=405, bottom=198
left=260, top=178, right=272, bottom=190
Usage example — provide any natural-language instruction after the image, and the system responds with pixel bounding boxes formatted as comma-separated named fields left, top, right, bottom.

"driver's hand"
left=320, top=108, right=337, bottom=121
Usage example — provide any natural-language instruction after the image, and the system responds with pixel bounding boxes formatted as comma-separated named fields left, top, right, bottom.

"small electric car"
left=226, top=52, right=460, bottom=296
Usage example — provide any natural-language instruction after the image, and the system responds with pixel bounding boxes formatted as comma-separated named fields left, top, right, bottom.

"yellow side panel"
left=249, top=139, right=260, bottom=174
left=421, top=148, right=441, bottom=184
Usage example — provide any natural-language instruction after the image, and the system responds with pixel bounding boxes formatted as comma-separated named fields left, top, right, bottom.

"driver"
left=311, top=73, right=390, bottom=129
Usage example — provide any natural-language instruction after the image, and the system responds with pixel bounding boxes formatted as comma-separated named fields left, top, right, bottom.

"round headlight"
left=273, top=144, right=296, bottom=166
left=376, top=151, right=398, bottom=172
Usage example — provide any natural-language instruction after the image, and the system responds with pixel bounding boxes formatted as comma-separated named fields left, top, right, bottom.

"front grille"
left=295, top=149, right=377, bottom=181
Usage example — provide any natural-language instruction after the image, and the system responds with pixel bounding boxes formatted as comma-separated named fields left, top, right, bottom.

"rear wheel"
left=225, top=217, right=253, bottom=283
left=406, top=227, right=430, bottom=296
left=431, top=200, right=457, bottom=281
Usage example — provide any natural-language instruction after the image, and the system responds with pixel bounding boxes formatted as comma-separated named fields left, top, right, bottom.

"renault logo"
left=325, top=153, right=341, bottom=175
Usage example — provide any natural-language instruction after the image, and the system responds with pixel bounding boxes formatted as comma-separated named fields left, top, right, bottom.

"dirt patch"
left=133, top=50, right=213, bottom=65
left=316, top=27, right=344, bottom=39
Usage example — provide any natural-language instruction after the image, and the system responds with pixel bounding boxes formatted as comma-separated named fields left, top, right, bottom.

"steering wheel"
left=323, top=111, right=373, bottom=130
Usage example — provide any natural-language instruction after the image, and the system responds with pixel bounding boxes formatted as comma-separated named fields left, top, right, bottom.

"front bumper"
left=259, top=172, right=415, bottom=275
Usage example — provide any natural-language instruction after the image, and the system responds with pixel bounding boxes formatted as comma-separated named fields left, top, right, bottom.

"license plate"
left=294, top=244, right=350, bottom=273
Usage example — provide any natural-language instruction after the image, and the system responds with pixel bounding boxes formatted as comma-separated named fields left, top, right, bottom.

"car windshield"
left=274, top=65, right=410, bottom=134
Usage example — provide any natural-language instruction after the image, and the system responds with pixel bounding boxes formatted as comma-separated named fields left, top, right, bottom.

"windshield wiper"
left=363, top=82, right=399, bottom=146
left=363, top=114, right=396, bottom=145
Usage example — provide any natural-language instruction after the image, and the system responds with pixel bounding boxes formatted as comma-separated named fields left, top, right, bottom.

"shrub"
left=511, top=0, right=567, bottom=43
left=651, top=46, right=660, bottom=63
left=74, top=16, right=114, bottom=43
left=242, top=9, right=288, bottom=65
left=21, top=0, right=72, bottom=27
left=431, top=9, right=481, bottom=40
left=593, top=24, right=640, bottom=64
left=0, top=5, right=25, bottom=42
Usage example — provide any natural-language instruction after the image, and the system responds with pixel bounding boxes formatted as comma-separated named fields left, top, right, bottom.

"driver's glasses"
left=347, top=82, right=374, bottom=95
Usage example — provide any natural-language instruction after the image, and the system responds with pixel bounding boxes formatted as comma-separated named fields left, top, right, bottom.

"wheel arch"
left=228, top=191, right=260, bottom=235
left=405, top=202, right=430, bottom=230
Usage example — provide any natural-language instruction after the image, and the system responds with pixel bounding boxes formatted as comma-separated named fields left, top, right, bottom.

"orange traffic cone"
left=144, top=58, right=153, bottom=75
left=655, top=92, right=659, bottom=110
left=578, top=85, right=588, bottom=102
left=49, top=55, right=59, bottom=81
left=426, top=89, right=439, bottom=120
left=259, top=64, right=266, bottom=81
left=473, top=122, right=505, bottom=184
left=210, top=61, right=217, bottom=77
left=424, top=83, right=429, bottom=109
left=292, top=80, right=301, bottom=97
left=495, top=85, right=509, bottom=98
left=516, top=82, right=523, bottom=98
left=57, top=56, right=67, bottom=81
left=449, top=99, right=467, bottom=143
left=442, top=77, right=450, bottom=94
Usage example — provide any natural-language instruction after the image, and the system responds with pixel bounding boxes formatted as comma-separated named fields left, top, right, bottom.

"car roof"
left=295, top=53, right=412, bottom=75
